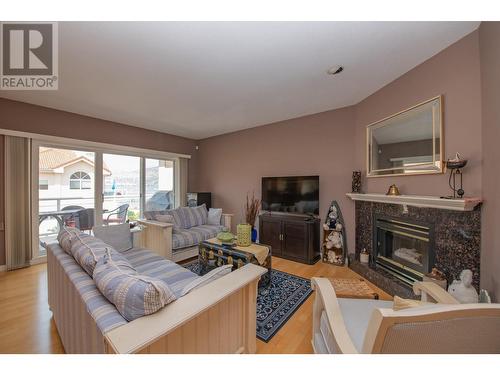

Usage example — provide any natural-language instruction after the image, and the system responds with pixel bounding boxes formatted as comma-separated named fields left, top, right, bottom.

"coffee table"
left=198, top=238, right=272, bottom=287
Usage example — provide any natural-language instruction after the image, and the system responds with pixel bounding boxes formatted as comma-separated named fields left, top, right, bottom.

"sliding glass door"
left=102, top=154, right=141, bottom=224
left=32, top=142, right=178, bottom=260
left=37, top=147, right=96, bottom=256
left=145, top=158, right=175, bottom=211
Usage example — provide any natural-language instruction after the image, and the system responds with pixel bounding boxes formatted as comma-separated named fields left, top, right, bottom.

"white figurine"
left=447, top=269, right=479, bottom=303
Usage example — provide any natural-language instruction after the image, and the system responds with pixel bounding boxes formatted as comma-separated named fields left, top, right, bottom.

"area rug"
left=183, top=260, right=313, bottom=342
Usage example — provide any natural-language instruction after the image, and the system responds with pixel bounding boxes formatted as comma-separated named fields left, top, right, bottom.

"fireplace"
left=373, top=216, right=435, bottom=285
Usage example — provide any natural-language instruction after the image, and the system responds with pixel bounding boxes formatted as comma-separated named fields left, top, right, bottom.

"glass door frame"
left=31, top=139, right=180, bottom=262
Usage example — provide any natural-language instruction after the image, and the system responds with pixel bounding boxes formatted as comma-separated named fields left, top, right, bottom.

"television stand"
left=259, top=212, right=320, bottom=264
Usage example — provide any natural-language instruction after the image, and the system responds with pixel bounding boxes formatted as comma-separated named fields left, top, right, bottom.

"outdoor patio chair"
left=61, top=205, right=85, bottom=228
left=311, top=278, right=500, bottom=354
left=77, top=208, right=95, bottom=232
left=103, top=203, right=129, bottom=225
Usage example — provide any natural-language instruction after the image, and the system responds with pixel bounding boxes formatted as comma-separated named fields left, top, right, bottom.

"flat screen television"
left=261, top=176, right=319, bottom=215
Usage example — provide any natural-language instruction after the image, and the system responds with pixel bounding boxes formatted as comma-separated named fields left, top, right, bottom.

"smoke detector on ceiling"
left=328, top=66, right=344, bottom=75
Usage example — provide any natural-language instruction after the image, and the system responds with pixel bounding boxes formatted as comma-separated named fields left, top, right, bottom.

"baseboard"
left=0, top=265, right=6, bottom=272
left=30, top=256, right=47, bottom=266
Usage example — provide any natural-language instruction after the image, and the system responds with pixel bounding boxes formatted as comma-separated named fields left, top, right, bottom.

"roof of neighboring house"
left=39, top=147, right=112, bottom=175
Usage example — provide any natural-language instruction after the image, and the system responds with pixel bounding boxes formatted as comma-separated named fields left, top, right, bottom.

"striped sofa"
left=47, top=239, right=266, bottom=354
left=139, top=206, right=233, bottom=262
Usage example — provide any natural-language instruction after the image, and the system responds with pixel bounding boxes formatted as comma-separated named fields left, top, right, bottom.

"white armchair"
left=312, top=278, right=500, bottom=354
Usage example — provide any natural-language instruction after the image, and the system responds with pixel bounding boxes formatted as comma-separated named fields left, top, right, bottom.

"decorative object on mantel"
left=244, top=192, right=260, bottom=242
left=351, top=170, right=362, bottom=193
left=346, top=193, right=482, bottom=212
left=445, top=152, right=468, bottom=199
left=360, top=248, right=369, bottom=264
left=447, top=270, right=479, bottom=304
left=236, top=223, right=251, bottom=247
left=423, top=267, right=447, bottom=290
left=386, top=184, right=401, bottom=196
left=322, top=201, right=347, bottom=266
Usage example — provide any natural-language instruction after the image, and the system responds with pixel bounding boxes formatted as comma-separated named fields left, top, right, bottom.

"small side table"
left=327, top=277, right=379, bottom=300
left=130, top=226, right=143, bottom=247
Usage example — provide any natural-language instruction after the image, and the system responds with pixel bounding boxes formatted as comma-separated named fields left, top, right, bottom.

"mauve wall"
left=195, top=30, right=483, bottom=258
left=196, top=106, right=357, bottom=248
left=354, top=30, right=482, bottom=197
left=479, top=22, right=500, bottom=302
left=0, top=135, right=4, bottom=265
left=0, top=98, right=198, bottom=266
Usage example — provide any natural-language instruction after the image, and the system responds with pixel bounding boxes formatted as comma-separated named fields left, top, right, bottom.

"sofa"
left=140, top=204, right=232, bottom=262
left=47, top=227, right=265, bottom=354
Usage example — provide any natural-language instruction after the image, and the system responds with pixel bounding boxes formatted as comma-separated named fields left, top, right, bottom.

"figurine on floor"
left=447, top=269, right=479, bottom=303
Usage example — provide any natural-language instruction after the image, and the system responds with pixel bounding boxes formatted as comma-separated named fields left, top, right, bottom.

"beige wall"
left=0, top=98, right=198, bottom=266
left=479, top=22, right=500, bottom=302
left=196, top=106, right=357, bottom=248
left=355, top=30, right=482, bottom=197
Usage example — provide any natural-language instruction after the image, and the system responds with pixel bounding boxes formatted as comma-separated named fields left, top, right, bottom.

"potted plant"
left=245, top=192, right=260, bottom=242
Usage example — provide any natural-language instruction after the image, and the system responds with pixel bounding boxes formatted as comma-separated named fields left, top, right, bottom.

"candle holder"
left=446, top=153, right=467, bottom=198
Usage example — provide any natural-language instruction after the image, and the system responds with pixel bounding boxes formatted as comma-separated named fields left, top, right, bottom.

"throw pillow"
left=93, top=248, right=176, bottom=321
left=70, top=231, right=113, bottom=275
left=57, top=227, right=81, bottom=254
left=179, top=264, right=233, bottom=296
left=207, top=208, right=223, bottom=226
left=179, top=204, right=208, bottom=228
left=155, top=214, right=175, bottom=224
left=392, top=295, right=432, bottom=311
left=92, top=223, right=132, bottom=253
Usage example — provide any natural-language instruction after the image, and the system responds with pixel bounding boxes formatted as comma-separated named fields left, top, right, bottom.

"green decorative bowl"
left=217, top=229, right=235, bottom=245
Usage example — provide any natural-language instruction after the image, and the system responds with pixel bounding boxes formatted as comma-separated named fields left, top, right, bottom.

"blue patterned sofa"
left=47, top=231, right=265, bottom=354
left=139, top=205, right=233, bottom=262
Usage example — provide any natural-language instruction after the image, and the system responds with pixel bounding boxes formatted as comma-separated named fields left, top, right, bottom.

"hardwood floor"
left=0, top=264, right=64, bottom=354
left=0, top=257, right=391, bottom=354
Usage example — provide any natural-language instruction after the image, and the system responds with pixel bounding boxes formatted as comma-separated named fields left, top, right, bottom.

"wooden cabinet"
left=259, top=213, right=320, bottom=264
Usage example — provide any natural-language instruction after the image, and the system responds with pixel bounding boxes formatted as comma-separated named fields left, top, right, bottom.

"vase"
left=236, top=223, right=251, bottom=246
left=251, top=227, right=258, bottom=243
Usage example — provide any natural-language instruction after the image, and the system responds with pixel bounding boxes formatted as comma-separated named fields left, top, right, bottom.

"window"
left=70, top=171, right=91, bottom=190
left=39, top=179, right=49, bottom=190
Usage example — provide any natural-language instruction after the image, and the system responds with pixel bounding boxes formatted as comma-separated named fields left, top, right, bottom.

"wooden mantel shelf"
left=346, top=193, right=482, bottom=212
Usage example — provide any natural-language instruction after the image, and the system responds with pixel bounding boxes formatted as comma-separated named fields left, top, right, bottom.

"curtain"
left=178, top=157, right=188, bottom=207
left=4, top=136, right=32, bottom=270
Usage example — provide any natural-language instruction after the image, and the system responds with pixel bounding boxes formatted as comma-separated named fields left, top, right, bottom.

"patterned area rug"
left=183, top=260, right=313, bottom=342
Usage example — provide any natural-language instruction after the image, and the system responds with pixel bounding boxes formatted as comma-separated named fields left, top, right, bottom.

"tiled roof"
left=39, top=147, right=111, bottom=174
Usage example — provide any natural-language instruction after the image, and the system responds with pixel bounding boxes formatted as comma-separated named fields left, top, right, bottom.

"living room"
left=1, top=1, right=500, bottom=372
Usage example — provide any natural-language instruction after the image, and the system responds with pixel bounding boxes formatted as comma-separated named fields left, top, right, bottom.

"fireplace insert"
left=373, top=216, right=435, bottom=285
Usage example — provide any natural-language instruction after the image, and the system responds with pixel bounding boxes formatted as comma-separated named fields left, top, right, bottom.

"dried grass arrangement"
left=245, top=192, right=260, bottom=227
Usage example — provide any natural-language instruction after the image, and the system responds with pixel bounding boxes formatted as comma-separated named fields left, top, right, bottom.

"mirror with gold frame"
left=366, top=96, right=443, bottom=177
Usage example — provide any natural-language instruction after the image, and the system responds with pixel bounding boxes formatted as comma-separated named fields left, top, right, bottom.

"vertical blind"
left=179, top=157, right=188, bottom=207
left=4, top=135, right=32, bottom=270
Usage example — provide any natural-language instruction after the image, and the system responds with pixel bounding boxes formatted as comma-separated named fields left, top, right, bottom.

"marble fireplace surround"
left=349, top=199, right=481, bottom=298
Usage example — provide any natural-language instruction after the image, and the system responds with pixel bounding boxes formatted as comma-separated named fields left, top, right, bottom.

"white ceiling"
left=0, top=22, right=480, bottom=140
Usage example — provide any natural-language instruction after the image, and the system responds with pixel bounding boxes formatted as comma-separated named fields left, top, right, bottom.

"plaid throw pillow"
left=93, top=249, right=176, bottom=321
left=179, top=204, right=208, bottom=228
